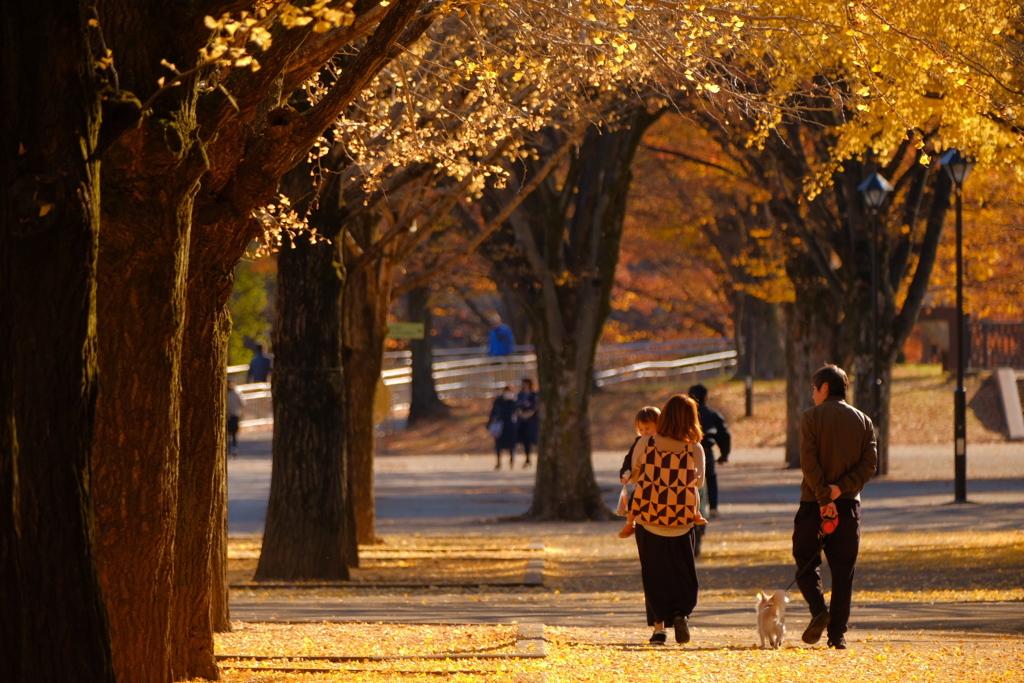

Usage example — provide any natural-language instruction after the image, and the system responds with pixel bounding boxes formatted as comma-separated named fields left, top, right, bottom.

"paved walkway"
left=228, top=433, right=1024, bottom=639
left=229, top=436, right=1024, bottom=534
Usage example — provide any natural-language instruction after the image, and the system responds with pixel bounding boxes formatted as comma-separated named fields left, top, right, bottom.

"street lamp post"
left=939, top=148, right=975, bottom=504
left=857, top=172, right=893, bottom=475
left=745, top=292, right=754, bottom=418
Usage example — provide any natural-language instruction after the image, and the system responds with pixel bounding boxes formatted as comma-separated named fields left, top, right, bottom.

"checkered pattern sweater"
left=629, top=435, right=705, bottom=535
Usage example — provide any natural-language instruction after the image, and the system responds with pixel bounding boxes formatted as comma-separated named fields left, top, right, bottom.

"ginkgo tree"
left=254, top=9, right=573, bottom=567
left=8, top=0, right=1024, bottom=680
left=618, top=115, right=790, bottom=380
left=255, top=0, right=804, bottom=544
left=6, top=2, right=441, bottom=681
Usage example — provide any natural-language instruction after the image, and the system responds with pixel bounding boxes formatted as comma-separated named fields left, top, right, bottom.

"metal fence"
left=382, top=353, right=539, bottom=411
left=227, top=367, right=273, bottom=430
left=594, top=350, right=738, bottom=387
left=235, top=340, right=736, bottom=428
left=381, top=338, right=732, bottom=372
left=970, top=321, right=1024, bottom=370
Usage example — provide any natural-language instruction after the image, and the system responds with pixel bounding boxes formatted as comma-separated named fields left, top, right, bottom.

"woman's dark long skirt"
left=635, top=525, right=699, bottom=626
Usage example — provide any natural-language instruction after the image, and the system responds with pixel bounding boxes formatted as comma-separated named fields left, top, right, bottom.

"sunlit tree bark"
left=0, top=3, right=114, bottom=681
left=471, top=108, right=662, bottom=520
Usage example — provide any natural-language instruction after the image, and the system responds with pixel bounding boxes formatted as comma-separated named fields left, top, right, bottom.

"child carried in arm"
left=617, top=406, right=660, bottom=538
left=617, top=404, right=709, bottom=538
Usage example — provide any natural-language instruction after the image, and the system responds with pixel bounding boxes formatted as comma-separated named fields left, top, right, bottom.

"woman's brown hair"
left=656, top=394, right=703, bottom=443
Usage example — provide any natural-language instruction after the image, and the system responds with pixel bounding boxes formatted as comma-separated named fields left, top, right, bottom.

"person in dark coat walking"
left=247, top=343, right=272, bottom=383
left=688, top=384, right=731, bottom=518
left=488, top=385, right=519, bottom=469
left=793, top=364, right=877, bottom=650
left=515, top=378, right=539, bottom=468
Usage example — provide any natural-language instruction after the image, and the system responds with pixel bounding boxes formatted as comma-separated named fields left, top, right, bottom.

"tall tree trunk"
left=850, top=358, right=892, bottom=470
left=344, top=212, right=396, bottom=546
left=501, top=291, right=531, bottom=349
left=255, top=229, right=350, bottom=581
left=168, top=257, right=238, bottom=680
left=406, top=284, right=450, bottom=426
left=6, top=1, right=435, bottom=676
left=209, top=350, right=233, bottom=632
left=529, top=329, right=608, bottom=519
left=205, top=270, right=241, bottom=634
left=846, top=169, right=952, bottom=474
left=480, top=110, right=660, bottom=520
left=782, top=283, right=843, bottom=469
left=180, top=214, right=265, bottom=638
left=93, top=112, right=207, bottom=681
left=0, top=3, right=116, bottom=680
left=736, top=294, right=786, bottom=380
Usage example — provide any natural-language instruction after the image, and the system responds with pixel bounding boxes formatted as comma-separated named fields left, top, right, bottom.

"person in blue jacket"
left=247, top=343, right=272, bottom=383
left=487, top=314, right=516, bottom=356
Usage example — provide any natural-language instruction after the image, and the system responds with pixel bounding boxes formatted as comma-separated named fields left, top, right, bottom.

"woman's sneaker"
left=673, top=616, right=690, bottom=643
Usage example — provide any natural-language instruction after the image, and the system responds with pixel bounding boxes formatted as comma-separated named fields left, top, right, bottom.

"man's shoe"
left=673, top=616, right=690, bottom=644
left=802, top=611, right=830, bottom=644
left=709, top=509, right=720, bottom=519
left=827, top=638, right=848, bottom=650
left=648, top=630, right=667, bottom=645
left=717, top=457, right=728, bottom=464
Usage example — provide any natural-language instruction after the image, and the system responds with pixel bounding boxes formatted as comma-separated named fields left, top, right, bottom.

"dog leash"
left=785, top=539, right=824, bottom=592
left=784, top=505, right=838, bottom=592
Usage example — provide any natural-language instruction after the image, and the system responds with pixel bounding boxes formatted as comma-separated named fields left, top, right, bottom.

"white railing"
left=381, top=339, right=731, bottom=372
left=234, top=382, right=273, bottom=429
left=594, top=350, right=737, bottom=386
left=383, top=353, right=539, bottom=411
left=234, top=340, right=736, bottom=427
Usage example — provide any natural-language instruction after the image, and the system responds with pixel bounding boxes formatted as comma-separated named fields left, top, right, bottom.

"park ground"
left=377, top=363, right=1012, bottom=455
left=208, top=365, right=1023, bottom=682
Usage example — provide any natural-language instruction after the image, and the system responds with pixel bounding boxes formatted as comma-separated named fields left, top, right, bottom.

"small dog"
left=756, top=590, right=789, bottom=649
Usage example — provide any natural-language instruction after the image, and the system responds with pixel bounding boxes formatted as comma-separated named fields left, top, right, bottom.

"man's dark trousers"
left=792, top=499, right=861, bottom=642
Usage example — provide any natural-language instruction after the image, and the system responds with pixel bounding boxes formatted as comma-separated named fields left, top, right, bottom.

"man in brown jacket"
left=793, top=364, right=877, bottom=649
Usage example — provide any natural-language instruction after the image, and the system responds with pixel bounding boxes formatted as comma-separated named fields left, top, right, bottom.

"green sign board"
left=387, top=322, right=425, bottom=339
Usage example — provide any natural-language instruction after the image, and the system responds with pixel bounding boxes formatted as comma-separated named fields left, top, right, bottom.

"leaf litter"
left=209, top=528, right=1024, bottom=681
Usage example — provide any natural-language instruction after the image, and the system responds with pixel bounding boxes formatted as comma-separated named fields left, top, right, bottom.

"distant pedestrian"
left=487, top=385, right=518, bottom=469
left=515, top=378, right=539, bottom=468
left=793, top=364, right=877, bottom=650
left=247, top=343, right=272, bottom=383
left=226, top=381, right=246, bottom=456
left=688, top=384, right=731, bottom=519
left=486, top=314, right=516, bottom=357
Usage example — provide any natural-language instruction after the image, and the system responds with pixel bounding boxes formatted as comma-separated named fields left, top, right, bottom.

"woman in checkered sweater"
left=627, top=394, right=706, bottom=645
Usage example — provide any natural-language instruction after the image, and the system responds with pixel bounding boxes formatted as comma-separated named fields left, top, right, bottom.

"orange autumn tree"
left=927, top=163, right=1024, bottom=322
left=9, top=4, right=1024, bottom=681
left=614, top=114, right=790, bottom=379
left=611, top=1, right=1024, bottom=472
left=259, top=0, right=817, bottom=528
